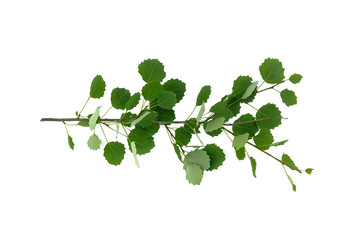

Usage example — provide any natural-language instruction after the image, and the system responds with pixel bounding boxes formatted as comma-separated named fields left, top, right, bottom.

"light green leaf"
left=131, top=141, right=140, bottom=168
left=184, top=149, right=210, bottom=170
left=175, top=127, right=192, bottom=146
left=125, top=92, right=141, bottom=110
left=205, top=117, right=225, bottom=133
left=68, top=135, right=74, bottom=150
left=89, top=106, right=101, bottom=130
left=259, top=58, right=285, bottom=84
left=142, top=82, right=163, bottom=101
left=116, top=124, right=120, bottom=139
left=185, top=163, right=203, bottom=185
left=253, top=129, right=274, bottom=150
left=111, top=88, right=131, bottom=110
left=196, top=85, right=211, bottom=106
left=87, top=134, right=101, bottom=150
left=138, top=59, right=166, bottom=83
left=162, top=79, right=186, bottom=103
left=256, top=103, right=282, bottom=129
left=305, top=168, right=314, bottom=175
left=103, top=141, right=126, bottom=166
left=280, top=89, right=297, bottom=107
left=242, top=81, right=258, bottom=99
left=196, top=102, right=205, bottom=125
left=289, top=73, right=302, bottom=84
left=282, top=153, right=299, bottom=171
left=232, top=114, right=259, bottom=138
left=286, top=171, right=297, bottom=192
left=131, top=111, right=150, bottom=127
left=203, top=144, right=226, bottom=171
left=157, top=91, right=177, bottom=109
left=249, top=156, right=257, bottom=178
left=232, top=133, right=249, bottom=150
left=90, top=75, right=106, bottom=99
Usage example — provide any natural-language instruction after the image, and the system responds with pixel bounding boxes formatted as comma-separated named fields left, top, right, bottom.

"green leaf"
left=103, top=141, right=126, bottom=166
left=205, top=117, right=225, bottom=133
left=89, top=106, right=101, bottom=130
left=270, top=140, right=288, bottom=147
left=249, top=156, right=257, bottom=178
left=138, top=59, right=166, bottom=83
left=184, top=118, right=200, bottom=134
left=232, top=76, right=252, bottom=98
left=90, top=75, right=106, bottom=98
left=131, top=111, right=150, bottom=127
left=125, top=92, right=141, bottom=110
left=280, top=89, right=297, bottom=107
left=87, top=134, right=101, bottom=150
left=282, top=153, right=299, bottom=171
left=253, top=129, right=274, bottom=150
left=235, top=147, right=246, bottom=160
left=111, top=88, right=131, bottom=110
left=68, top=135, right=74, bottom=150
left=162, top=79, right=186, bottom=103
left=242, top=81, right=258, bottom=99
left=210, top=101, right=233, bottom=121
left=129, top=137, right=155, bottom=155
left=157, top=91, right=177, bottom=109
left=232, top=114, right=259, bottom=138
left=289, top=73, right=302, bottom=84
left=203, top=144, right=226, bottom=171
left=259, top=58, right=285, bottom=84
left=175, top=127, right=192, bottom=146
left=226, top=97, right=241, bottom=117
left=196, top=85, right=211, bottom=106
left=173, top=143, right=182, bottom=162
left=154, top=108, right=175, bottom=122
left=285, top=171, right=297, bottom=192
left=131, top=141, right=140, bottom=168
left=256, top=103, right=282, bottom=130
left=305, top=168, right=314, bottom=175
left=77, top=120, right=89, bottom=127
left=196, top=102, right=205, bottom=125
left=232, top=133, right=249, bottom=150
left=129, top=128, right=148, bottom=144
left=142, top=82, right=163, bottom=101
left=120, top=112, right=137, bottom=127
left=203, top=124, right=222, bottom=137
left=184, top=149, right=210, bottom=170
left=136, top=111, right=158, bottom=128
left=185, top=163, right=203, bottom=185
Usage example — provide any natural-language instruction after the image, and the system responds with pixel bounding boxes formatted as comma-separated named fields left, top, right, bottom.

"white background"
left=1, top=0, right=361, bottom=239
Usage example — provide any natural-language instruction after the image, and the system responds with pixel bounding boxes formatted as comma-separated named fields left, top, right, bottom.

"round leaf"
left=256, top=103, right=282, bottom=129
left=232, top=76, right=252, bottom=98
left=184, top=149, right=210, bottom=170
left=175, top=127, right=192, bottom=146
left=253, top=129, right=274, bottom=150
left=87, top=134, right=101, bottom=150
left=90, top=75, right=106, bottom=99
left=289, top=73, right=302, bottom=84
left=103, top=141, right=126, bottom=166
left=280, top=89, right=297, bottom=107
left=259, top=58, right=285, bottom=84
left=157, top=91, right=177, bottom=109
left=185, top=163, right=203, bottom=185
left=138, top=59, right=166, bottom=83
left=111, top=88, right=131, bottom=110
left=203, top=144, right=226, bottom=171
left=163, top=79, right=186, bottom=103
left=142, top=82, right=163, bottom=101
left=232, top=114, right=259, bottom=138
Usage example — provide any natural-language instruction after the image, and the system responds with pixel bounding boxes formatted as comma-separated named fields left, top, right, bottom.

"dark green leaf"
left=233, top=133, right=249, bottom=150
left=90, top=75, right=106, bottom=98
left=77, top=120, right=89, bottom=127
left=259, top=58, right=285, bottom=84
left=183, top=118, right=200, bottom=134
left=305, top=168, right=314, bottom=175
left=155, top=108, right=176, bottom=122
left=185, top=163, right=203, bottom=185
left=87, top=134, right=101, bottom=150
left=111, top=88, right=131, bottom=110
left=163, top=79, right=186, bottom=103
left=226, top=97, right=241, bottom=117
left=196, top=85, right=211, bottom=106
left=203, top=144, right=226, bottom=171
left=138, top=59, right=166, bottom=83
left=280, top=89, right=297, bottom=107
left=253, top=129, right=274, bottom=150
left=235, top=147, right=246, bottom=160
left=249, top=156, right=257, bottom=178
left=232, top=76, right=252, bottom=98
left=205, top=117, right=225, bottom=133
left=282, top=153, right=299, bottom=171
left=175, top=127, right=192, bottom=146
left=136, top=111, right=158, bottom=128
left=157, top=91, right=177, bottom=109
left=256, top=103, right=282, bottom=129
left=142, top=81, right=163, bottom=101
left=120, top=112, right=137, bottom=127
left=68, top=135, right=74, bottom=150
left=184, top=149, right=210, bottom=170
left=129, top=137, right=155, bottom=155
left=210, top=101, right=233, bottom=121
left=232, top=114, right=259, bottom=138
left=203, top=123, right=223, bottom=137
left=289, top=73, right=302, bottom=84
left=173, top=143, right=182, bottom=161
left=131, top=111, right=150, bottom=127
left=129, top=128, right=148, bottom=144
left=103, top=141, right=126, bottom=166
left=125, top=92, right=141, bottom=110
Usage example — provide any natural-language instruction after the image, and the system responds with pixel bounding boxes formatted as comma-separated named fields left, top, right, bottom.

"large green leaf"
left=184, top=149, right=210, bottom=170
left=256, top=103, right=282, bottom=129
left=203, top=144, right=226, bottom=171
left=259, top=58, right=285, bottom=84
left=253, top=129, right=274, bottom=150
left=196, top=85, right=211, bottom=106
left=138, top=59, right=166, bottom=83
left=157, top=91, right=177, bottom=109
left=232, top=133, right=249, bottom=150
left=154, top=108, right=176, bottom=122
left=210, top=101, right=233, bottom=121
left=232, top=114, right=259, bottom=138
left=129, top=137, right=155, bottom=155
left=280, top=89, right=297, bottom=107
left=185, top=163, right=203, bottom=185
left=111, top=88, right=131, bottom=110
left=90, top=75, right=106, bottom=99
left=175, top=127, right=192, bottom=146
left=87, top=134, right=101, bottom=150
left=163, top=79, right=186, bottom=103
left=205, top=117, right=225, bottom=133
left=232, top=76, right=252, bottom=98
left=289, top=73, right=302, bottom=84
left=103, top=141, right=126, bottom=166
left=125, top=92, right=141, bottom=110
left=142, top=82, right=163, bottom=101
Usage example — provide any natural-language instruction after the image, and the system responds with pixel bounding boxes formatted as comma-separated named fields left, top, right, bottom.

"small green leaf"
left=77, top=120, right=89, bottom=127
left=196, top=102, right=205, bottom=125
left=249, top=156, right=257, bottom=178
left=175, top=127, right=192, bottom=146
left=259, top=58, right=285, bottom=84
left=111, top=88, right=131, bottom=110
left=256, top=103, right=282, bottom=130
left=282, top=153, right=299, bottom=171
left=162, top=79, right=186, bottom=103
left=184, top=149, right=211, bottom=170
left=205, top=117, right=225, bottom=133
left=235, top=147, right=246, bottom=160
left=103, top=141, right=126, bottom=166
left=87, top=134, right=101, bottom=150
left=173, top=143, right=182, bottom=162
left=142, top=82, right=163, bottom=101
left=125, top=92, right=141, bottom=110
left=68, top=135, right=74, bottom=150
left=90, top=75, right=106, bottom=98
left=131, top=111, right=150, bottom=127
left=232, top=114, right=259, bottom=138
left=157, top=91, right=177, bottom=109
left=253, top=129, right=274, bottom=150
left=270, top=140, right=288, bottom=147
left=280, top=89, right=297, bottom=107
left=89, top=107, right=101, bottom=130
left=305, top=168, right=314, bottom=175
left=138, top=59, right=166, bottom=83
left=185, top=163, right=203, bottom=185
left=131, top=141, right=140, bottom=168
left=289, top=73, right=302, bottom=84
left=196, top=85, right=211, bottom=106
left=203, top=144, right=226, bottom=171
left=242, top=81, right=258, bottom=99
left=232, top=133, right=249, bottom=150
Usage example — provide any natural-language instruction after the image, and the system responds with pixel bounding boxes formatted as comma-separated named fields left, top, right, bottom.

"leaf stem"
left=77, top=96, right=90, bottom=118
left=63, top=121, right=70, bottom=136
left=101, top=106, right=113, bottom=118
left=99, top=123, right=108, bottom=143
left=186, top=106, right=197, bottom=120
